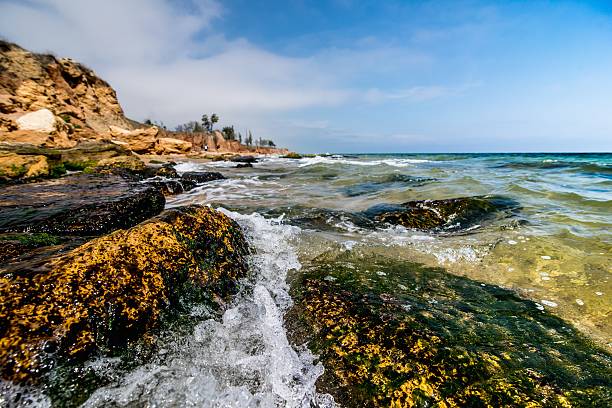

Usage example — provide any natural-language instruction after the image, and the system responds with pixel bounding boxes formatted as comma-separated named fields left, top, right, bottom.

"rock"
left=0, top=40, right=132, bottom=136
left=288, top=255, right=612, bottom=407
left=0, top=174, right=165, bottom=235
left=154, top=163, right=179, bottom=178
left=143, top=178, right=188, bottom=196
left=181, top=171, right=225, bottom=184
left=363, top=196, right=519, bottom=232
left=155, top=137, right=193, bottom=155
left=230, top=155, right=258, bottom=163
left=236, top=162, right=253, bottom=168
left=108, top=125, right=158, bottom=153
left=95, top=155, right=146, bottom=172
left=0, top=152, right=50, bottom=181
left=0, top=205, right=250, bottom=382
left=15, top=108, right=57, bottom=132
left=0, top=233, right=64, bottom=263
left=282, top=152, right=302, bottom=159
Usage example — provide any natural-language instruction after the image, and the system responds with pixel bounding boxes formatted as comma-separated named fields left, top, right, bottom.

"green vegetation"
left=0, top=232, right=62, bottom=246
left=172, top=115, right=278, bottom=148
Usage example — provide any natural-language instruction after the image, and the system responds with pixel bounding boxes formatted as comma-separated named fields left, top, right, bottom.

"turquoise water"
left=170, top=153, right=611, bottom=345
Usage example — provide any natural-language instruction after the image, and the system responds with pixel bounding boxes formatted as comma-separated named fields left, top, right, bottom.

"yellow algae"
left=0, top=205, right=249, bottom=382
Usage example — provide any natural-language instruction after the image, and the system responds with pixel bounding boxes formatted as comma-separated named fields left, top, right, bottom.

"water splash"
left=82, top=210, right=334, bottom=408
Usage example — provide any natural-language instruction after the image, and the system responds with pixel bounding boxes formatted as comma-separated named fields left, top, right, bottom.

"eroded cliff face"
left=0, top=40, right=132, bottom=142
left=0, top=40, right=292, bottom=156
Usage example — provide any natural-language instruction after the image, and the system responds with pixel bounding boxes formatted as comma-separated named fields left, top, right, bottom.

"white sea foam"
left=298, top=156, right=430, bottom=168
left=174, top=161, right=206, bottom=173
left=167, top=177, right=282, bottom=207
left=82, top=210, right=334, bottom=408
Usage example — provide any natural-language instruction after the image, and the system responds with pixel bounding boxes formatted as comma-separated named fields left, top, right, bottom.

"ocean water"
left=170, top=153, right=611, bottom=345
left=4, top=153, right=610, bottom=407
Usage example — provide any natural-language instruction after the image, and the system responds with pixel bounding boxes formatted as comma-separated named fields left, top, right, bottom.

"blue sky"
left=1, top=0, right=611, bottom=152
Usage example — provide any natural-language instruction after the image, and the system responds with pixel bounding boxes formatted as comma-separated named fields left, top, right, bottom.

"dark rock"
left=0, top=174, right=165, bottom=235
left=0, top=206, right=250, bottom=382
left=236, top=162, right=253, bottom=168
left=288, top=255, right=612, bottom=407
left=181, top=171, right=225, bottom=184
left=230, top=155, right=258, bottom=163
left=154, top=163, right=179, bottom=178
left=363, top=195, right=519, bottom=232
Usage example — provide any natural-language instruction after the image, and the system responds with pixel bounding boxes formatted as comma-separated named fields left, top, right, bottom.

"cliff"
left=0, top=40, right=290, bottom=156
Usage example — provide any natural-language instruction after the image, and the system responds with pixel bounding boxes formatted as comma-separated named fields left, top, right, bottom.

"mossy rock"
left=282, top=152, right=303, bottom=159
left=288, top=254, right=612, bottom=407
left=363, top=196, right=520, bottom=232
left=0, top=205, right=250, bottom=382
left=0, top=174, right=165, bottom=236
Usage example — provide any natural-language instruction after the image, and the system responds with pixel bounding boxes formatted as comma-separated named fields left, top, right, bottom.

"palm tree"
left=210, top=113, right=219, bottom=131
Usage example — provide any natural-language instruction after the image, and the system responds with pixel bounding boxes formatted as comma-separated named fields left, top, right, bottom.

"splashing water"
left=81, top=211, right=334, bottom=408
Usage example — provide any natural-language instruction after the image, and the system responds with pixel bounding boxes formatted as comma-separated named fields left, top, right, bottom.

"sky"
left=1, top=0, right=611, bottom=152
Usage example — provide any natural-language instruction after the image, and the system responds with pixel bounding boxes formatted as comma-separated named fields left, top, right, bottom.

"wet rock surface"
left=0, top=174, right=165, bottom=235
left=230, top=155, right=258, bottom=163
left=287, top=254, right=612, bottom=407
left=180, top=171, right=225, bottom=184
left=363, top=195, right=520, bottom=232
left=0, top=205, right=250, bottom=383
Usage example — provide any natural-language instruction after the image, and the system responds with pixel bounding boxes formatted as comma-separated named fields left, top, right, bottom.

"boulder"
left=230, top=155, right=258, bottom=163
left=363, top=196, right=519, bottom=232
left=15, top=108, right=56, bottom=132
left=109, top=125, right=158, bottom=153
left=236, top=162, right=253, bottom=168
left=0, top=174, right=165, bottom=235
left=181, top=171, right=225, bottom=184
left=0, top=206, right=250, bottom=382
left=155, top=137, right=193, bottom=155
left=288, top=255, right=612, bottom=407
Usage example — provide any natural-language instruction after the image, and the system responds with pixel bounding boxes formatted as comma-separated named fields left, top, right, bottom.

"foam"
left=298, top=156, right=431, bottom=168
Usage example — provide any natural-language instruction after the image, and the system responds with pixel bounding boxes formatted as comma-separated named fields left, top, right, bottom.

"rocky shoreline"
left=1, top=40, right=611, bottom=407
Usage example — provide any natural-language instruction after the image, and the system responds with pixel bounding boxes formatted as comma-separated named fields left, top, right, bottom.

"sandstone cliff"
left=0, top=40, right=291, bottom=157
left=0, top=40, right=132, bottom=147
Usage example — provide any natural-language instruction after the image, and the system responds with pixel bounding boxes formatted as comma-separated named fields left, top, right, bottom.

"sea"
left=6, top=153, right=611, bottom=407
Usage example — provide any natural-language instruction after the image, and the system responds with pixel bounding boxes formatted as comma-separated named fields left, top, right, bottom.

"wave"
left=82, top=210, right=334, bottom=408
left=298, top=156, right=431, bottom=168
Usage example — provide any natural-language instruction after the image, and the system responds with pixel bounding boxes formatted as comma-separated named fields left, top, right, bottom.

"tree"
left=201, top=114, right=210, bottom=132
left=246, top=131, right=253, bottom=146
left=144, top=118, right=153, bottom=125
left=268, top=140, right=276, bottom=147
left=210, top=113, right=219, bottom=131
left=238, top=132, right=243, bottom=144
left=222, top=126, right=236, bottom=140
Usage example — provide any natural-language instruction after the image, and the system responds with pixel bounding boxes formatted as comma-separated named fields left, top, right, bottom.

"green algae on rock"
left=287, top=254, right=612, bottom=407
left=363, top=196, right=520, bottom=232
left=0, top=205, right=250, bottom=383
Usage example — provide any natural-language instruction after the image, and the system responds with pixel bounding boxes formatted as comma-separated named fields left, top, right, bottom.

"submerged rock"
left=364, top=195, right=519, bottom=232
left=343, top=174, right=435, bottom=197
left=0, top=174, right=165, bottom=235
left=0, top=206, right=250, bottom=382
left=288, top=255, right=612, bottom=407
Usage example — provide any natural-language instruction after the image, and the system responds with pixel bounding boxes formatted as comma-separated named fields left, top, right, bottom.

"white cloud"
left=0, top=0, right=463, bottom=139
